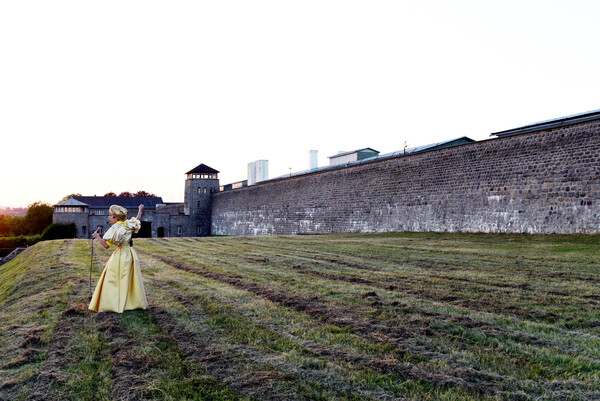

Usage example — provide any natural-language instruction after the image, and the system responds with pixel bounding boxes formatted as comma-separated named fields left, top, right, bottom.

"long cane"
left=90, top=230, right=95, bottom=296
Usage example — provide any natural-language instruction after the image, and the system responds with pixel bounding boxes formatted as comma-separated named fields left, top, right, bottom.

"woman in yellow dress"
left=89, top=204, right=148, bottom=313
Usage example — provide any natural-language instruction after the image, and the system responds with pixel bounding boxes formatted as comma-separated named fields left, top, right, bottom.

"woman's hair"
left=109, top=205, right=128, bottom=220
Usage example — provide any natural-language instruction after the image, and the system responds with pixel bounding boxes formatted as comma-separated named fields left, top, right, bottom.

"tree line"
left=59, top=191, right=157, bottom=202
left=0, top=202, right=53, bottom=237
left=103, top=190, right=157, bottom=197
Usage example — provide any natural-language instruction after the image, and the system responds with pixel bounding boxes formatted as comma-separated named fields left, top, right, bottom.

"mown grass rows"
left=1, top=233, right=599, bottom=400
left=141, top=259, right=454, bottom=400
left=134, top=233, right=600, bottom=400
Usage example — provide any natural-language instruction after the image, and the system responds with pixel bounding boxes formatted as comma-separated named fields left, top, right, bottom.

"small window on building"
left=177, top=225, right=182, bottom=235
left=197, top=225, right=202, bottom=235
left=203, top=187, right=207, bottom=194
left=197, top=188, right=202, bottom=194
left=198, top=201, right=201, bottom=207
left=82, top=226, right=87, bottom=235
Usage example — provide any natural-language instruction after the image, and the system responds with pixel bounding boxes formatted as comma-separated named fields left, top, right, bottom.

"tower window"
left=203, top=187, right=207, bottom=194
left=188, top=173, right=217, bottom=180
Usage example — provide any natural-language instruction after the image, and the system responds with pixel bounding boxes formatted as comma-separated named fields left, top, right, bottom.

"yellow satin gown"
left=89, top=218, right=148, bottom=313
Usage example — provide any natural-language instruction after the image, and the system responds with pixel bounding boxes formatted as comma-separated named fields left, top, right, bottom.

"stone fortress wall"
left=211, top=119, right=600, bottom=235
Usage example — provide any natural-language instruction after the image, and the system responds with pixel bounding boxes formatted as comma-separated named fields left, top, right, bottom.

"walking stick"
left=90, top=227, right=101, bottom=296
left=90, top=230, right=95, bottom=296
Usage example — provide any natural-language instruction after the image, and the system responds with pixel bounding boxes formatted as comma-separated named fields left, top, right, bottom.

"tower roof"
left=54, top=196, right=90, bottom=207
left=186, top=164, right=219, bottom=174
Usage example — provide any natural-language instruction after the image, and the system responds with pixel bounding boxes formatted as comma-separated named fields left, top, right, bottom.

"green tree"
left=0, top=215, right=11, bottom=237
left=2, top=215, right=25, bottom=236
left=24, top=202, right=53, bottom=235
left=134, top=190, right=157, bottom=197
left=59, top=193, right=82, bottom=202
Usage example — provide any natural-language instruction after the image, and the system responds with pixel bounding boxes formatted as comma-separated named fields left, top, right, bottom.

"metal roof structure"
left=490, top=109, right=600, bottom=138
left=64, top=196, right=165, bottom=209
left=328, top=148, right=380, bottom=159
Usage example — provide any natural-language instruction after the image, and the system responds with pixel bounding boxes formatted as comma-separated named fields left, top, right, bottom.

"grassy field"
left=0, top=232, right=599, bottom=400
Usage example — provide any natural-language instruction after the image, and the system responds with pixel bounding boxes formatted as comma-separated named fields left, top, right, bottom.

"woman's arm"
left=92, top=229, right=110, bottom=249
left=136, top=204, right=144, bottom=220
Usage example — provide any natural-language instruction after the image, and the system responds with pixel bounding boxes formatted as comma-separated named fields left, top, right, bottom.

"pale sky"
left=1, top=0, right=599, bottom=207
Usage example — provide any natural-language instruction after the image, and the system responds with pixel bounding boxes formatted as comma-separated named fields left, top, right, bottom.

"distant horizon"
left=0, top=206, right=28, bottom=215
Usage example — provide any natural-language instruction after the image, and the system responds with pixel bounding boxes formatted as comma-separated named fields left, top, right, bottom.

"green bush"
left=0, top=236, right=28, bottom=251
left=26, top=235, right=42, bottom=246
left=0, top=235, right=40, bottom=257
left=41, top=223, right=77, bottom=241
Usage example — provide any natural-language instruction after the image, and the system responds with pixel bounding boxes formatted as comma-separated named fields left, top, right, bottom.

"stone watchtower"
left=184, top=163, right=220, bottom=236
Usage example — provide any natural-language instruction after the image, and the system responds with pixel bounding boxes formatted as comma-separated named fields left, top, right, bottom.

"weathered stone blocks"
left=212, top=120, right=600, bottom=235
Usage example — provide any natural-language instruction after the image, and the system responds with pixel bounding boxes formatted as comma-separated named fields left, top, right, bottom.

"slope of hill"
left=1, top=233, right=599, bottom=400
